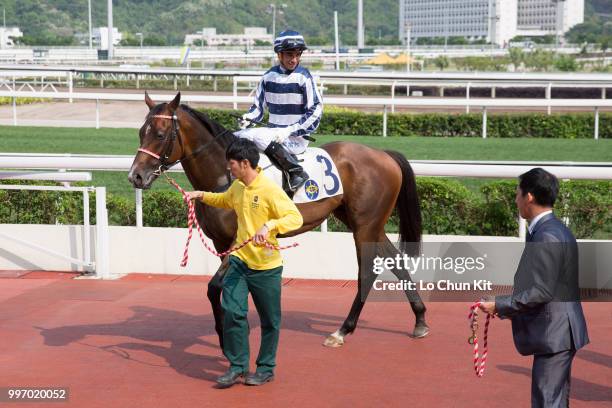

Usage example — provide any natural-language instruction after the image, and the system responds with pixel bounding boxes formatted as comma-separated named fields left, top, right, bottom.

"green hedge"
left=202, top=108, right=611, bottom=139
left=2, top=179, right=609, bottom=239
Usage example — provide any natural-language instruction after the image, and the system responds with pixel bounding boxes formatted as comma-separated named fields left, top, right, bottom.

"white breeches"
left=234, top=128, right=308, bottom=155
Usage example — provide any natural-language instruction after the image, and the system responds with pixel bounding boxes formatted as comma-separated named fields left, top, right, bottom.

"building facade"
left=399, top=0, right=583, bottom=46
left=516, top=0, right=584, bottom=37
left=93, top=27, right=122, bottom=49
left=184, top=27, right=272, bottom=47
left=0, top=27, right=23, bottom=48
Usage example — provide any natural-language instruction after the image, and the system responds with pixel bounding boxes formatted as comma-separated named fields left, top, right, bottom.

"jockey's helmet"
left=273, top=30, right=307, bottom=53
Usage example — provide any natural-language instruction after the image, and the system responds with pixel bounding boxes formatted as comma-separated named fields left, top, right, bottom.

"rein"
left=164, top=173, right=299, bottom=264
left=468, top=302, right=494, bottom=378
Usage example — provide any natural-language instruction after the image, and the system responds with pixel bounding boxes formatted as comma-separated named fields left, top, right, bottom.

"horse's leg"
left=323, top=227, right=381, bottom=347
left=207, top=256, right=229, bottom=348
left=379, top=236, right=429, bottom=338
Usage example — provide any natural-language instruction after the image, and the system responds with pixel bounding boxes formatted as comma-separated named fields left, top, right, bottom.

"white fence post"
left=546, top=82, right=552, bottom=115
left=233, top=77, right=238, bottom=110
left=466, top=82, right=471, bottom=113
left=594, top=107, right=599, bottom=140
left=95, top=98, right=100, bottom=129
left=391, top=81, right=397, bottom=113
left=12, top=97, right=17, bottom=126
left=68, top=71, right=73, bottom=103
left=482, top=107, right=487, bottom=139
left=135, top=188, right=143, bottom=227
left=321, top=219, right=328, bottom=233
left=383, top=105, right=388, bottom=137
left=83, top=188, right=92, bottom=270
left=519, top=216, right=527, bottom=240
left=95, top=187, right=111, bottom=279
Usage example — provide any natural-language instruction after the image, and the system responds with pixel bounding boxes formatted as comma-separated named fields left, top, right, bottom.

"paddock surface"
left=0, top=271, right=610, bottom=408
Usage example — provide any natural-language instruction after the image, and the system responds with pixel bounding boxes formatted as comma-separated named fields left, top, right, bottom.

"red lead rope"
left=468, top=302, right=494, bottom=377
left=164, top=174, right=299, bottom=266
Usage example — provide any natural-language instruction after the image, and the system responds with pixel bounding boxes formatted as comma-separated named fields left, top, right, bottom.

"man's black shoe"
left=245, top=371, right=275, bottom=386
left=216, top=370, right=245, bottom=388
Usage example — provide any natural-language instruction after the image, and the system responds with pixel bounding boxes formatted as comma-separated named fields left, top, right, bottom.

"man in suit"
left=479, top=168, right=589, bottom=408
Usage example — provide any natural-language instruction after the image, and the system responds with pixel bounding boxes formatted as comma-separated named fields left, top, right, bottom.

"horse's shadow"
left=35, top=306, right=406, bottom=383
left=497, top=363, right=612, bottom=402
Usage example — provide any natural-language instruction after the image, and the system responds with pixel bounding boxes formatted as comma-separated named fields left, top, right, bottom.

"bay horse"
left=128, top=92, right=429, bottom=348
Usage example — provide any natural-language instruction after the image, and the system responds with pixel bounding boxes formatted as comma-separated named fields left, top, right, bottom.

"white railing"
left=1, top=90, right=611, bottom=138
left=1, top=65, right=611, bottom=99
left=0, top=184, right=110, bottom=278
left=3, top=64, right=612, bottom=83
left=1, top=153, right=610, bottom=236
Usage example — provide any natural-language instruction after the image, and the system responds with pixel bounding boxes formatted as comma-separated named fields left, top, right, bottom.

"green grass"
left=1, top=126, right=611, bottom=198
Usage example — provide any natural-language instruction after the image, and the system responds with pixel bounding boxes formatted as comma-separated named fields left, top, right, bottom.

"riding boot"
left=264, top=142, right=309, bottom=192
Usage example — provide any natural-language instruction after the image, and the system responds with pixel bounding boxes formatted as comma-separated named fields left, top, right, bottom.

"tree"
left=433, top=56, right=449, bottom=71
left=509, top=47, right=524, bottom=68
left=601, top=37, right=610, bottom=54
left=553, top=55, right=578, bottom=72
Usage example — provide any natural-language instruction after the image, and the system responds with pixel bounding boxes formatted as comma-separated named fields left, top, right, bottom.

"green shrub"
left=142, top=191, right=187, bottom=228
left=416, top=178, right=481, bottom=235
left=200, top=108, right=611, bottom=139
left=1, top=179, right=609, bottom=239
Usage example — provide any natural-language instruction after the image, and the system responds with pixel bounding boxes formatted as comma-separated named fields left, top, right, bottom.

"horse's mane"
left=178, top=104, right=236, bottom=149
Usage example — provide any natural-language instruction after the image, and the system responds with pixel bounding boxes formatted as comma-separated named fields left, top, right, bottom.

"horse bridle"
left=137, top=112, right=232, bottom=176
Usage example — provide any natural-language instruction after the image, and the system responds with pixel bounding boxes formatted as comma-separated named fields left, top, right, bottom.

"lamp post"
left=552, top=0, right=566, bottom=51
left=107, top=0, right=113, bottom=59
left=405, top=23, right=411, bottom=72
left=87, top=0, right=92, bottom=49
left=267, top=3, right=287, bottom=37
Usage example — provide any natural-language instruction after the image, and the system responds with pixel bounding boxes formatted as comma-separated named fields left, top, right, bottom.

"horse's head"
left=128, top=91, right=183, bottom=189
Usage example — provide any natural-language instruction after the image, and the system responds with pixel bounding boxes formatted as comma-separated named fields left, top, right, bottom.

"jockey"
left=235, top=30, right=323, bottom=192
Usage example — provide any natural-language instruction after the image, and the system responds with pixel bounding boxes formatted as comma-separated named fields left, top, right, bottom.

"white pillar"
left=95, top=187, right=111, bottom=279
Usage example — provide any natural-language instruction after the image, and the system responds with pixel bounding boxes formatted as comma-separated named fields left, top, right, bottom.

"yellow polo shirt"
left=201, top=168, right=303, bottom=270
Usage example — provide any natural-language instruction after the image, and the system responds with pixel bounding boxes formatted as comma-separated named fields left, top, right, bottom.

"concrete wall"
left=0, top=224, right=609, bottom=289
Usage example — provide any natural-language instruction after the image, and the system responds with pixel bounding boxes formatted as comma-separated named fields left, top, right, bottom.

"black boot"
left=264, top=142, right=309, bottom=192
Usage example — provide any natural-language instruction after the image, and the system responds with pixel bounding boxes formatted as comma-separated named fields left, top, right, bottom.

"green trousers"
left=222, top=255, right=282, bottom=374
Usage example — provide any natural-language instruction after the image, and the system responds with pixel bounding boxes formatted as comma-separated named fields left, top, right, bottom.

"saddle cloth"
left=259, top=147, right=343, bottom=204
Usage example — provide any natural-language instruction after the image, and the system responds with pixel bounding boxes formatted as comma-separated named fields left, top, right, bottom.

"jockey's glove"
left=239, top=115, right=251, bottom=130
left=273, top=127, right=292, bottom=144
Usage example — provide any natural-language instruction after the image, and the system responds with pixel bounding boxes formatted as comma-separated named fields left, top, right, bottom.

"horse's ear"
left=144, top=91, right=156, bottom=110
left=167, top=92, right=181, bottom=112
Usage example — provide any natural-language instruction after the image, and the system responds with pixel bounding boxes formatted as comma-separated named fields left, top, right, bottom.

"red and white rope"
left=468, top=302, right=494, bottom=378
left=164, top=174, right=299, bottom=266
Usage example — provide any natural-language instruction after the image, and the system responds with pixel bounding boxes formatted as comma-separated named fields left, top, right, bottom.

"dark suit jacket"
left=495, top=213, right=589, bottom=356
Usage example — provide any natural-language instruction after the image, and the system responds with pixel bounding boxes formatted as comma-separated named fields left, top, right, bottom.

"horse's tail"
left=385, top=150, right=422, bottom=256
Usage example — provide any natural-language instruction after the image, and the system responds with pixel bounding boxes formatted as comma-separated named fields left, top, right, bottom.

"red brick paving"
left=0, top=274, right=610, bottom=408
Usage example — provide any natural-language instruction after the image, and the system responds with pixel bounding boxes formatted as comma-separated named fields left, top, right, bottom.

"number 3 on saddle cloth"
left=259, top=148, right=343, bottom=203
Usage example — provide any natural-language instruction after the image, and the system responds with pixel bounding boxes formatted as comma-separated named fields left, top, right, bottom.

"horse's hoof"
left=411, top=324, right=430, bottom=339
left=323, top=331, right=345, bottom=348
